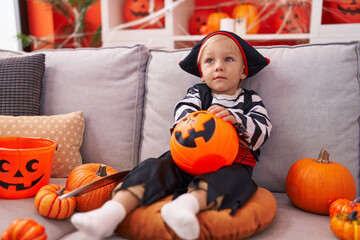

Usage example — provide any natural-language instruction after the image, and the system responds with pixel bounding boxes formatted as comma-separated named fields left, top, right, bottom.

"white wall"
left=0, top=0, right=21, bottom=51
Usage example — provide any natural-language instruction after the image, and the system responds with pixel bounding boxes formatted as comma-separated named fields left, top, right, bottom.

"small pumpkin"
left=1, top=219, right=47, bottom=240
left=329, top=197, right=360, bottom=218
left=189, top=9, right=216, bottom=35
left=232, top=4, right=260, bottom=34
left=34, top=184, right=76, bottom=219
left=66, top=163, right=117, bottom=212
left=328, top=0, right=360, bottom=23
left=330, top=210, right=360, bottom=240
left=200, top=9, right=230, bottom=34
left=286, top=149, right=356, bottom=215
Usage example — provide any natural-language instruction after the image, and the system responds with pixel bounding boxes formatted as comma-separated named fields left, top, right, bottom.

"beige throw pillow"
left=0, top=111, right=85, bottom=177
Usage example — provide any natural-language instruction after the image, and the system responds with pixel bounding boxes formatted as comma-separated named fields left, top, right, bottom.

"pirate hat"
left=179, top=31, right=270, bottom=78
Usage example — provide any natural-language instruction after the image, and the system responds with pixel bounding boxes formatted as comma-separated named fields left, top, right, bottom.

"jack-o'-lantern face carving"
left=328, top=0, right=360, bottom=23
left=123, top=0, right=165, bottom=29
left=189, top=10, right=216, bottom=35
left=0, top=159, right=43, bottom=191
left=274, top=4, right=310, bottom=33
left=170, top=111, right=238, bottom=175
left=0, top=137, right=56, bottom=199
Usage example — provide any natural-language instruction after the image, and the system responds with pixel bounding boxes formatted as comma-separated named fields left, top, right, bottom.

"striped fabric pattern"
left=0, top=54, right=45, bottom=116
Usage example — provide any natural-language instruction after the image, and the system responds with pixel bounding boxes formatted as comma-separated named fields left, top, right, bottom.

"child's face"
left=199, top=39, right=246, bottom=95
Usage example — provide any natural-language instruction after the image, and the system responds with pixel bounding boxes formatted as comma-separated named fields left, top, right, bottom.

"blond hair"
left=197, top=34, right=245, bottom=87
left=197, top=34, right=242, bottom=64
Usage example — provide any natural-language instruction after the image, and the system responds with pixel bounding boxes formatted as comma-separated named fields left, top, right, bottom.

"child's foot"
left=160, top=194, right=200, bottom=240
left=70, top=200, right=126, bottom=238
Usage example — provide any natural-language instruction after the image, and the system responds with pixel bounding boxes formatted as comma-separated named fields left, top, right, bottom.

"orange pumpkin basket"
left=0, top=137, right=57, bottom=199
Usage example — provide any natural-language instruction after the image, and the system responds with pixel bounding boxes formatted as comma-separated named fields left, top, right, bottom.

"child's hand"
left=207, top=105, right=236, bottom=124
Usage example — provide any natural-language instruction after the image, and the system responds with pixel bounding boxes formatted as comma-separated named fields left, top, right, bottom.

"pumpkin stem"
left=56, top=187, right=66, bottom=196
left=351, top=197, right=360, bottom=206
left=96, top=164, right=108, bottom=177
left=347, top=210, right=358, bottom=221
left=316, top=149, right=330, bottom=164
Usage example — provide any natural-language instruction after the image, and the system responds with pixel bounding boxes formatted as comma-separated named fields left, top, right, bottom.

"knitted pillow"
left=116, top=187, right=277, bottom=240
left=0, top=54, right=45, bottom=116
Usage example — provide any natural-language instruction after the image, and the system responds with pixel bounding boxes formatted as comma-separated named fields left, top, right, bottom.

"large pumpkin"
left=170, top=111, right=238, bottom=175
left=330, top=210, right=360, bottom=240
left=189, top=9, right=216, bottom=35
left=66, top=164, right=117, bottom=212
left=329, top=197, right=360, bottom=218
left=123, top=0, right=165, bottom=29
left=286, top=149, right=356, bottom=215
left=273, top=4, right=310, bottom=33
left=1, top=219, right=47, bottom=240
left=232, top=4, right=260, bottom=34
left=34, top=184, right=76, bottom=219
left=328, top=0, right=360, bottom=23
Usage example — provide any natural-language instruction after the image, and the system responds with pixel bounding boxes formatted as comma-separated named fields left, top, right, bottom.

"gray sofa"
left=0, top=41, right=359, bottom=240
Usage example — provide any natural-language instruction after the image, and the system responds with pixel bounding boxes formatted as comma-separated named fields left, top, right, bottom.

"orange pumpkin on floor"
left=170, top=111, right=238, bottom=175
left=34, top=184, right=76, bottom=219
left=286, top=149, right=356, bottom=215
left=1, top=219, right=47, bottom=240
left=66, top=164, right=117, bottom=212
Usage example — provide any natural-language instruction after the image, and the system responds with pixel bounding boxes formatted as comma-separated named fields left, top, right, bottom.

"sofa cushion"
left=0, top=111, right=85, bottom=177
left=0, top=54, right=45, bottom=116
left=141, top=42, right=360, bottom=194
left=116, top=187, right=277, bottom=240
left=244, top=42, right=360, bottom=193
left=36, top=46, right=149, bottom=172
left=0, top=178, right=74, bottom=240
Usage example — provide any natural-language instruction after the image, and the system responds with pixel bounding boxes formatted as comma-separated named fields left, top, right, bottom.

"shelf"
left=101, top=0, right=360, bottom=49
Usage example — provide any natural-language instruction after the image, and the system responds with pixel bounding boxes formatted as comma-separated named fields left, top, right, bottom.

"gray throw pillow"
left=0, top=54, right=45, bottom=116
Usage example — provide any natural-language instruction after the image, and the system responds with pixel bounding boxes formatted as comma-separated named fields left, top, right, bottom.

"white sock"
left=70, top=200, right=126, bottom=238
left=161, top=194, right=200, bottom=240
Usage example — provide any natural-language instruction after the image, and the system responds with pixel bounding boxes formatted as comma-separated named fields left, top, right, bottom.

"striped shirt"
left=173, top=83, right=272, bottom=163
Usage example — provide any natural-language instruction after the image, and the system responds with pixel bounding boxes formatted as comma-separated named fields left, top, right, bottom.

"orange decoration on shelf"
left=286, top=149, right=356, bottom=215
left=66, top=163, right=117, bottom=212
left=34, top=184, right=76, bottom=219
left=189, top=9, right=217, bottom=35
left=170, top=111, right=238, bottom=175
left=232, top=4, right=260, bottom=34
left=200, top=9, right=230, bottom=35
left=328, top=0, right=360, bottom=23
left=273, top=4, right=310, bottom=33
left=123, top=0, right=165, bottom=29
left=1, top=219, right=47, bottom=240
